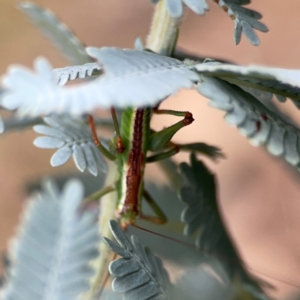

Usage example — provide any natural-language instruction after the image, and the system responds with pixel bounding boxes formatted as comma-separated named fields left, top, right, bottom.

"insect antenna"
left=130, top=223, right=300, bottom=291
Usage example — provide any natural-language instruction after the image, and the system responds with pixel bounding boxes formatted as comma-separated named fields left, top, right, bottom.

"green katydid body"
left=111, top=106, right=194, bottom=227
left=115, top=108, right=152, bottom=226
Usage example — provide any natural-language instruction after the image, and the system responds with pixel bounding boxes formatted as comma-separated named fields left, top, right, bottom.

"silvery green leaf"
left=165, top=0, right=209, bottom=18
left=216, top=0, right=268, bottom=45
left=134, top=37, right=144, bottom=51
left=0, top=88, right=5, bottom=133
left=0, top=115, right=4, bottom=134
left=160, top=0, right=266, bottom=44
left=2, top=58, right=59, bottom=115
left=166, top=0, right=184, bottom=18
left=53, top=63, right=102, bottom=86
left=1, top=179, right=100, bottom=300
left=228, top=2, right=262, bottom=19
left=193, top=61, right=300, bottom=103
left=197, top=75, right=300, bottom=168
left=2, top=48, right=198, bottom=116
left=0, top=87, right=47, bottom=135
left=102, top=238, right=131, bottom=259
left=19, top=2, right=91, bottom=65
left=108, top=219, right=133, bottom=252
left=183, top=0, right=210, bottom=15
left=103, top=220, right=173, bottom=300
left=179, top=142, right=224, bottom=160
left=178, top=154, right=268, bottom=298
left=85, top=47, right=199, bottom=106
left=109, top=258, right=140, bottom=277
left=51, top=146, right=73, bottom=166
left=241, top=86, right=272, bottom=102
left=1, top=117, right=42, bottom=134
left=33, top=116, right=107, bottom=176
left=173, top=49, right=233, bottom=64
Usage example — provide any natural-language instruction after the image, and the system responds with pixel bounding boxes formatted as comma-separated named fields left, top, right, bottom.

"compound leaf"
left=53, top=63, right=102, bottom=86
left=179, top=142, right=225, bottom=160
left=165, top=0, right=209, bottom=18
left=19, top=1, right=91, bottom=65
left=1, top=48, right=198, bottom=116
left=178, top=154, right=268, bottom=299
left=33, top=116, right=107, bottom=176
left=1, top=179, right=100, bottom=300
left=155, top=0, right=267, bottom=45
left=103, top=220, right=173, bottom=300
left=217, top=0, right=268, bottom=45
left=193, top=60, right=300, bottom=105
left=197, top=75, right=300, bottom=169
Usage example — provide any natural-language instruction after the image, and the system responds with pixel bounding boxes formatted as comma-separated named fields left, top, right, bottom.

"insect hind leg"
left=139, top=189, right=167, bottom=224
left=148, top=108, right=194, bottom=155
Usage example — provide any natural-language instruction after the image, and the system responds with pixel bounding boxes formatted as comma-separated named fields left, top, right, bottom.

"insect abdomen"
left=117, top=108, right=151, bottom=225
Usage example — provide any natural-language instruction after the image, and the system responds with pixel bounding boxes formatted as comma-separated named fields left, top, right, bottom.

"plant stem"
left=86, top=161, right=119, bottom=299
left=146, top=0, right=181, bottom=55
left=147, top=0, right=184, bottom=187
left=88, top=2, right=182, bottom=298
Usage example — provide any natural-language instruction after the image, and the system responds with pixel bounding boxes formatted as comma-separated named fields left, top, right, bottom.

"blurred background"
left=1, top=0, right=300, bottom=299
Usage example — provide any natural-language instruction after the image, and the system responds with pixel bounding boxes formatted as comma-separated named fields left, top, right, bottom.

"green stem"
left=146, top=0, right=184, bottom=187
left=87, top=162, right=119, bottom=298
left=146, top=0, right=181, bottom=55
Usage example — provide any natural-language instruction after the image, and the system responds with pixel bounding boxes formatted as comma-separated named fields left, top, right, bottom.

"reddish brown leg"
left=87, top=114, right=115, bottom=161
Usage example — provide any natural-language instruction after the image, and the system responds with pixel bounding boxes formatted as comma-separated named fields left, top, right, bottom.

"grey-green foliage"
left=157, top=0, right=268, bottom=45
left=1, top=48, right=198, bottom=116
left=178, top=142, right=225, bottom=160
left=0, top=63, right=100, bottom=133
left=53, top=63, right=102, bottom=86
left=103, top=220, right=173, bottom=300
left=19, top=1, right=91, bottom=65
left=197, top=75, right=300, bottom=168
left=1, top=1, right=299, bottom=300
left=1, top=179, right=100, bottom=300
left=3, top=44, right=300, bottom=173
left=178, top=154, right=268, bottom=299
left=193, top=60, right=300, bottom=103
left=33, top=116, right=107, bottom=176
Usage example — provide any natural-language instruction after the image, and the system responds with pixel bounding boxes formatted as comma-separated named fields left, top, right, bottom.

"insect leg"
left=79, top=185, right=116, bottom=214
left=140, top=189, right=167, bottom=224
left=149, top=109, right=194, bottom=151
left=153, top=108, right=193, bottom=118
left=146, top=145, right=179, bottom=163
left=85, top=185, right=116, bottom=203
left=110, top=107, right=125, bottom=153
left=87, top=114, right=116, bottom=160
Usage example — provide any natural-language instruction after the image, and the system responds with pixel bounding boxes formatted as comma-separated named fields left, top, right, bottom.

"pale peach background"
left=1, top=1, right=300, bottom=299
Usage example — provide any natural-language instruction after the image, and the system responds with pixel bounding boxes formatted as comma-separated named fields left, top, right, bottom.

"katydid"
left=88, top=106, right=194, bottom=228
